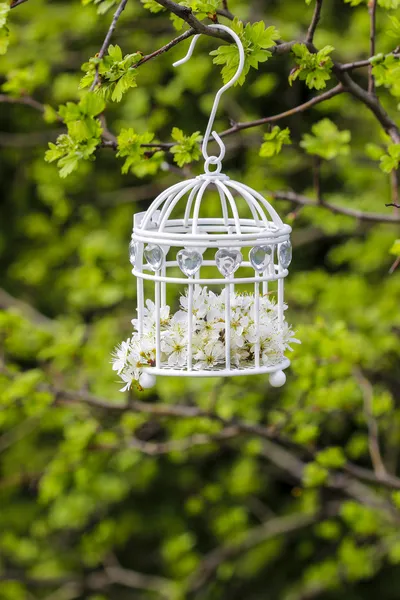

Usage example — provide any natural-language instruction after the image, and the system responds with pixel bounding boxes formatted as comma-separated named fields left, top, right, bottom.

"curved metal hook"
left=173, top=24, right=245, bottom=169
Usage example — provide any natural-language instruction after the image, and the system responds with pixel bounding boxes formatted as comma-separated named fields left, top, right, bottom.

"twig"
left=0, top=94, right=46, bottom=113
left=271, top=189, right=400, bottom=224
left=137, top=29, right=195, bottom=67
left=313, top=156, right=322, bottom=203
left=126, top=427, right=241, bottom=455
left=220, top=84, right=344, bottom=137
left=10, top=0, right=29, bottom=7
left=0, top=287, right=54, bottom=327
left=153, top=0, right=231, bottom=41
left=390, top=169, right=399, bottom=216
left=90, top=0, right=129, bottom=91
left=354, top=368, right=388, bottom=479
left=104, top=558, right=173, bottom=598
left=332, top=65, right=400, bottom=143
left=368, top=0, right=377, bottom=95
left=188, top=512, right=321, bottom=593
left=340, top=53, right=400, bottom=71
left=389, top=256, right=400, bottom=274
left=306, top=0, right=323, bottom=44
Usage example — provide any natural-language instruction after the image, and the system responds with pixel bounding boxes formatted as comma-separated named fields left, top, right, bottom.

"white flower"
left=194, top=341, right=225, bottom=370
left=112, top=286, right=298, bottom=390
left=180, top=286, right=207, bottom=319
left=161, top=333, right=188, bottom=367
left=111, top=338, right=131, bottom=374
left=131, top=299, right=170, bottom=332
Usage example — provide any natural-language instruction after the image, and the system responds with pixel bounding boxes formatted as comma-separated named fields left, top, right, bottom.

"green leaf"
left=210, top=18, right=280, bottom=86
left=0, top=1, right=10, bottom=28
left=302, top=462, right=328, bottom=487
left=372, top=55, right=400, bottom=97
left=290, top=44, right=334, bottom=90
left=300, top=118, right=351, bottom=160
left=116, top=127, right=162, bottom=177
left=379, top=143, right=400, bottom=172
left=259, top=126, right=291, bottom=158
left=379, top=0, right=400, bottom=8
left=140, top=0, right=166, bottom=12
left=387, top=15, right=400, bottom=39
left=171, top=127, right=202, bottom=167
left=316, top=447, right=346, bottom=469
left=80, top=45, right=141, bottom=102
left=389, top=239, right=400, bottom=256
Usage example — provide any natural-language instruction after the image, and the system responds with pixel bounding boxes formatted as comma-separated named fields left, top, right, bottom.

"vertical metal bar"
left=155, top=278, right=161, bottom=367
left=262, top=278, right=269, bottom=296
left=278, top=277, right=284, bottom=329
left=187, top=277, right=194, bottom=370
left=225, top=282, right=231, bottom=369
left=254, top=274, right=260, bottom=368
left=137, top=243, right=144, bottom=336
left=161, top=264, right=166, bottom=307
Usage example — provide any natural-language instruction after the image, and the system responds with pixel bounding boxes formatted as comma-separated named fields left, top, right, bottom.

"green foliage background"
left=0, top=0, right=400, bottom=598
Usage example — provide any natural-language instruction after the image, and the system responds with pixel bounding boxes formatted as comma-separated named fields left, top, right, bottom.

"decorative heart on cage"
left=249, top=245, right=272, bottom=273
left=177, top=249, right=203, bottom=277
left=215, top=248, right=242, bottom=277
left=112, top=24, right=299, bottom=392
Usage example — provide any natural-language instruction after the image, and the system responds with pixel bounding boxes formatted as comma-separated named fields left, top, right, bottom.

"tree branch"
left=10, top=0, right=29, bottom=7
left=91, top=0, right=129, bottom=91
left=271, top=189, right=400, bottom=224
left=306, top=0, right=323, bottom=44
left=0, top=287, right=54, bottom=327
left=0, top=94, right=47, bottom=114
left=188, top=511, right=323, bottom=594
left=368, top=0, right=377, bottom=95
left=153, top=0, right=231, bottom=41
left=354, top=368, right=388, bottom=479
left=340, top=53, right=400, bottom=72
left=220, top=84, right=344, bottom=138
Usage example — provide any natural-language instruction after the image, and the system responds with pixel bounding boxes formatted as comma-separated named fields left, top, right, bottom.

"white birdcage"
left=128, top=24, right=294, bottom=390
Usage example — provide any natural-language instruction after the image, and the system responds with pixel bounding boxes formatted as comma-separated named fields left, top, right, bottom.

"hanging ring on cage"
left=173, top=24, right=245, bottom=169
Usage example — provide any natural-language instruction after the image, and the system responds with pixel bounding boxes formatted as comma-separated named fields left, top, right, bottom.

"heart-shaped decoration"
left=279, top=241, right=292, bottom=269
left=129, top=240, right=137, bottom=266
left=249, top=245, right=272, bottom=273
left=144, top=244, right=164, bottom=271
left=215, top=248, right=242, bottom=277
left=177, top=249, right=202, bottom=277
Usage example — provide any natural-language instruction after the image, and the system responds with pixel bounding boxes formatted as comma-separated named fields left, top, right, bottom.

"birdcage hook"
left=173, top=24, right=245, bottom=173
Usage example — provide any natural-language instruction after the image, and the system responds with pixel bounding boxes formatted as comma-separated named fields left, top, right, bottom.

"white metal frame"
left=130, top=25, right=292, bottom=387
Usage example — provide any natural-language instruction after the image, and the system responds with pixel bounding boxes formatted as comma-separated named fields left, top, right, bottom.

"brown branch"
left=216, top=7, right=235, bottom=20
left=390, top=169, right=399, bottom=215
left=10, top=0, right=29, bottom=7
left=127, top=427, right=240, bottom=455
left=0, top=288, right=54, bottom=327
left=332, top=65, right=400, bottom=143
left=354, top=368, right=388, bottom=479
left=306, top=0, right=323, bottom=44
left=188, top=512, right=321, bottom=593
left=104, top=558, right=172, bottom=598
left=271, top=189, right=400, bottom=224
left=220, top=84, right=344, bottom=138
left=313, top=156, right=322, bottom=203
left=0, top=94, right=46, bottom=114
left=368, top=0, right=377, bottom=95
left=90, top=0, right=129, bottom=91
left=340, top=53, right=400, bottom=72
left=136, top=28, right=195, bottom=67
left=153, top=0, right=231, bottom=41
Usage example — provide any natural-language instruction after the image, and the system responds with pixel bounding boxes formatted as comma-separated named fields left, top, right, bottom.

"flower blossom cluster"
left=112, top=286, right=299, bottom=391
